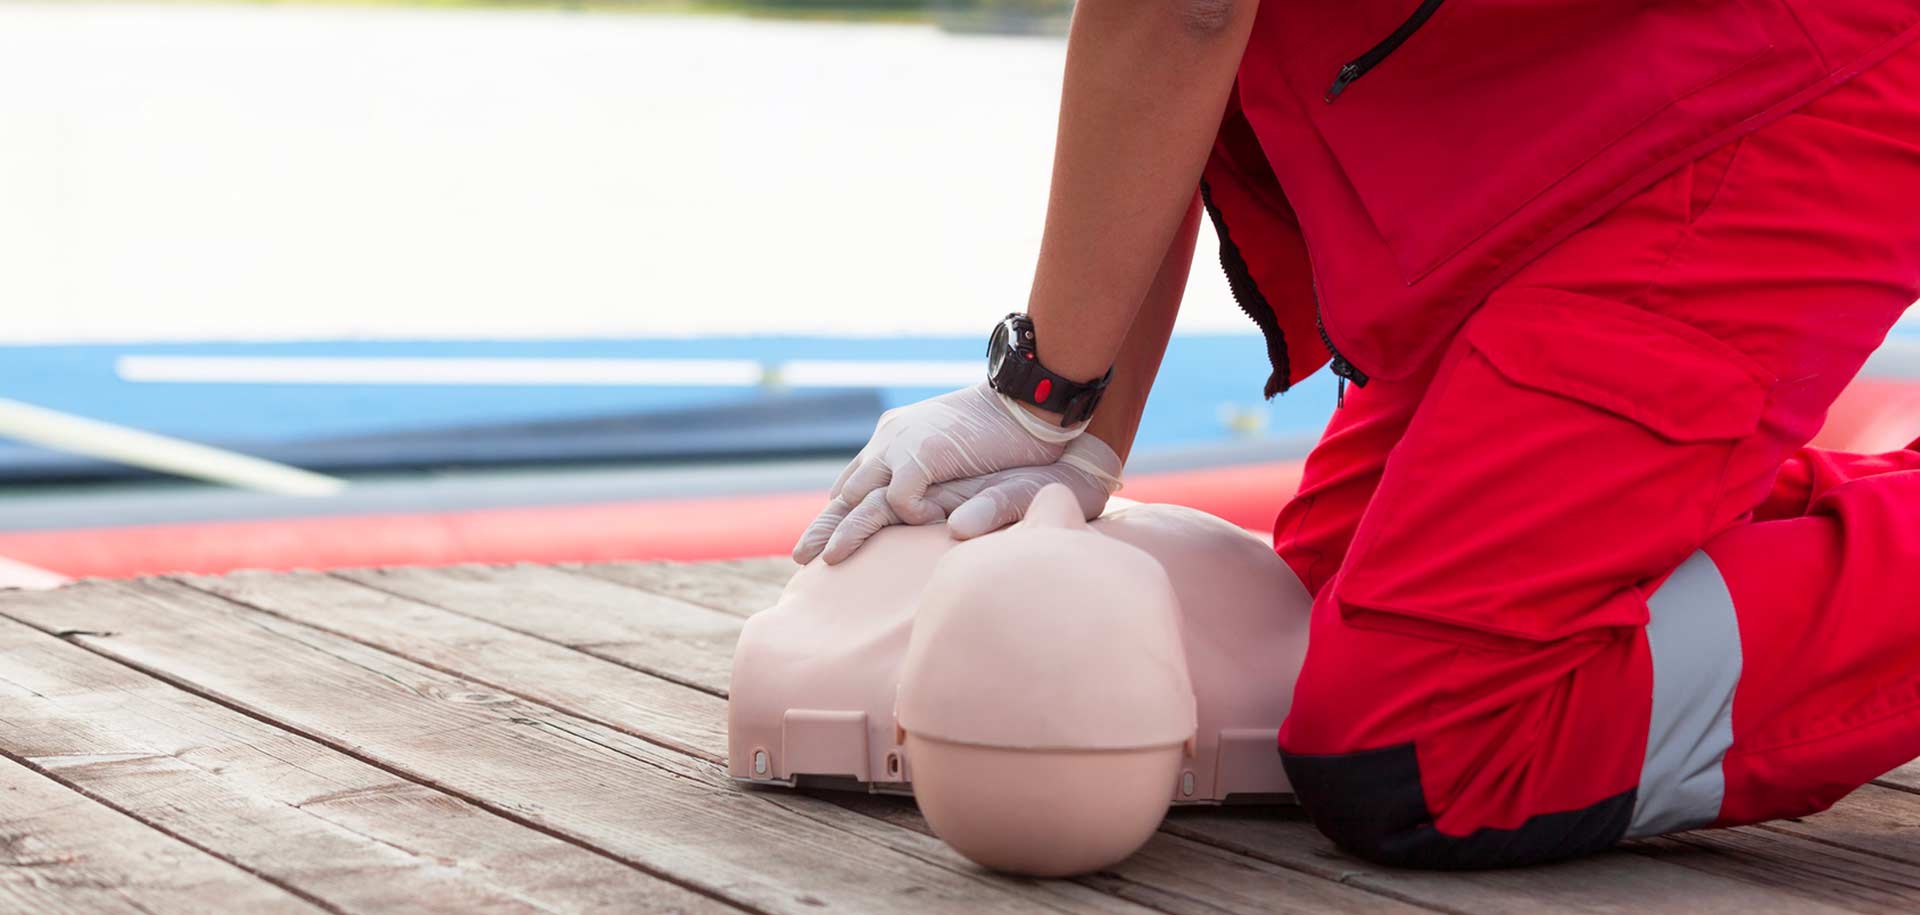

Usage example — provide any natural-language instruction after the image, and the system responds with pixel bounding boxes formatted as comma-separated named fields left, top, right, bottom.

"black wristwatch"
left=985, top=312, right=1112, bottom=426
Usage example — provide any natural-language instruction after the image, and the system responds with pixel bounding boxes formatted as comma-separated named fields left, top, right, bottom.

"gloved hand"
left=792, top=381, right=1084, bottom=563
left=791, top=434, right=1124, bottom=565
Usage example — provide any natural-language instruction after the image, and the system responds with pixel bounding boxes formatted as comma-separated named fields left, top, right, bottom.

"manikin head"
left=894, top=484, right=1198, bottom=877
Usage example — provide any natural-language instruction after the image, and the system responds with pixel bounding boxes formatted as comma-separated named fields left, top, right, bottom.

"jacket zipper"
left=1199, top=181, right=1292, bottom=400
left=1202, top=179, right=1371, bottom=406
left=1325, top=0, right=1447, bottom=102
left=1318, top=307, right=1367, bottom=405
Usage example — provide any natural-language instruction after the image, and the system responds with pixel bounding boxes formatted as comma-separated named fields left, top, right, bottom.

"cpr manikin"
left=728, top=484, right=1313, bottom=876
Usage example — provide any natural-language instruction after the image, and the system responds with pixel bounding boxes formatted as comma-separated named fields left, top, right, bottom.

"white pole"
left=0, top=558, right=67, bottom=590
left=0, top=398, right=345, bottom=497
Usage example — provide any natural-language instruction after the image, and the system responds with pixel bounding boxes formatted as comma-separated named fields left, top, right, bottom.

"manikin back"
left=728, top=490, right=1313, bottom=805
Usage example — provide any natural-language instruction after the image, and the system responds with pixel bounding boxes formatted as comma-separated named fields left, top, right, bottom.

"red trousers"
left=1274, top=39, right=1920, bottom=868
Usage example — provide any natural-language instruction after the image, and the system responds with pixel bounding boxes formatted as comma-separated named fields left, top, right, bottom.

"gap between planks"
left=0, top=748, right=328, bottom=915
left=560, top=561, right=788, bottom=620
left=340, top=564, right=741, bottom=699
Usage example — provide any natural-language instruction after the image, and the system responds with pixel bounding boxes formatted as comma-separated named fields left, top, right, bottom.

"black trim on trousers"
left=1281, top=743, right=1635, bottom=869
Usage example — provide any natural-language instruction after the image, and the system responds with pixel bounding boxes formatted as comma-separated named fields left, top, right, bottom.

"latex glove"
left=793, top=381, right=1085, bottom=562
left=792, top=434, right=1123, bottom=565
left=943, top=433, right=1124, bottom=540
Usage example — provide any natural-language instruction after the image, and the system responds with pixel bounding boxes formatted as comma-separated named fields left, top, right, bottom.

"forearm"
left=1027, top=0, right=1257, bottom=383
left=1088, top=191, right=1202, bottom=464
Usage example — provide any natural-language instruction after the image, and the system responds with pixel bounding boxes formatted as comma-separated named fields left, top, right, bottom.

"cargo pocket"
left=1331, top=289, right=1774, bottom=646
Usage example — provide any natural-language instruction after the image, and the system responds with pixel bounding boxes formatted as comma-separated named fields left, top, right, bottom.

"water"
left=0, top=2, right=1258, bottom=342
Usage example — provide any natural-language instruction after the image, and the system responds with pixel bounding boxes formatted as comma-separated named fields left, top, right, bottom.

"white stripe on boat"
left=116, top=356, right=983, bottom=388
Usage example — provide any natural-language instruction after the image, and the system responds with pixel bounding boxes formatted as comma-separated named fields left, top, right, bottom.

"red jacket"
left=1202, top=0, right=1920, bottom=396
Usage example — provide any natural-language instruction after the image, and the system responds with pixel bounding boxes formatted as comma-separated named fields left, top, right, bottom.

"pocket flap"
left=1465, top=292, right=1771, bottom=443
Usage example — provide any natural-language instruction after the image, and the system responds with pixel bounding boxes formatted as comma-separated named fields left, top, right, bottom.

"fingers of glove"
left=821, top=488, right=901, bottom=565
left=883, top=456, right=949, bottom=526
left=923, top=475, right=990, bottom=518
left=829, top=404, right=909, bottom=499
left=948, top=479, right=1045, bottom=540
left=834, top=457, right=893, bottom=508
left=790, top=497, right=852, bottom=565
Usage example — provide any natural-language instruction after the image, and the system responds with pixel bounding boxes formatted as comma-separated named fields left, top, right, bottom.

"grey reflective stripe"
left=1629, top=550, right=1742, bottom=838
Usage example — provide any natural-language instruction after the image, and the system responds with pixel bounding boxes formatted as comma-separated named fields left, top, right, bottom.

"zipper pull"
left=1325, top=63, right=1361, bottom=103
left=1336, top=374, right=1348, bottom=408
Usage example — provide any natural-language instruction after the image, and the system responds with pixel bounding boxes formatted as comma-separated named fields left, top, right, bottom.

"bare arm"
left=1026, top=0, right=1258, bottom=393
left=1087, top=191, right=1202, bottom=463
left=792, top=1, right=1253, bottom=562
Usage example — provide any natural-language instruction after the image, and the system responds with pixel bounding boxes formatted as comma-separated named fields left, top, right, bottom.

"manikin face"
left=895, top=483, right=1198, bottom=755
left=894, top=485, right=1198, bottom=877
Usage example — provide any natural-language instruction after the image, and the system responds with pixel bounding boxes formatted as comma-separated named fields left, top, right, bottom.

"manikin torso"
left=729, top=485, right=1313, bottom=875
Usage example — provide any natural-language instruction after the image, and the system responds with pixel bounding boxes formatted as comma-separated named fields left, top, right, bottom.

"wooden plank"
left=188, top=570, right=728, bottom=763
left=0, top=579, right=1162, bottom=915
left=563, top=562, right=785, bottom=619
left=736, top=788, right=1181, bottom=915
left=827, top=792, right=1439, bottom=915
left=1630, top=826, right=1920, bottom=914
left=1875, top=759, right=1920, bottom=793
left=0, top=755, right=324, bottom=915
left=1764, top=783, right=1920, bottom=864
left=183, top=570, right=1444, bottom=915
left=337, top=565, right=737, bottom=696
left=1159, top=807, right=1857, bottom=915
left=704, top=558, right=800, bottom=587
left=0, top=612, right=734, bottom=914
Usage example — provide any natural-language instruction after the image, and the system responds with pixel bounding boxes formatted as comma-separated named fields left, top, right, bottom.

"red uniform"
left=1202, top=1, right=1920, bottom=867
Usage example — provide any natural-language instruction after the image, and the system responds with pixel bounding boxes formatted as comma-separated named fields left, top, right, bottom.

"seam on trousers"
left=1726, top=676, right=1920, bottom=758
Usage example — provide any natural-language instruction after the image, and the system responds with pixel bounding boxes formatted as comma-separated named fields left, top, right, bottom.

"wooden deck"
left=2, top=560, right=1917, bottom=914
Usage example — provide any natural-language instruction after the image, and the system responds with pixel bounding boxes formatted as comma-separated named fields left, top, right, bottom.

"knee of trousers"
left=1275, top=585, right=1642, bottom=868
left=1278, top=550, right=1748, bottom=868
left=1279, top=740, right=1634, bottom=870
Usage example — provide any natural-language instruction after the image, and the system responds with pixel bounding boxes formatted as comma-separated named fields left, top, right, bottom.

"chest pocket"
left=1269, top=0, right=1779, bottom=283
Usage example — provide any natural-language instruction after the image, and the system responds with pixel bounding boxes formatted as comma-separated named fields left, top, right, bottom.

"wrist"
left=986, top=313, right=1112, bottom=426
left=1061, top=433, right=1124, bottom=495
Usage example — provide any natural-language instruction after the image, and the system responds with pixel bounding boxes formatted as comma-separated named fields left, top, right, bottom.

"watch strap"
left=989, top=313, right=1112, bottom=425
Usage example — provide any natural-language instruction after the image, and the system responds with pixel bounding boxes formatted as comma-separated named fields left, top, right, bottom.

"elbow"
left=1176, top=0, right=1240, bottom=38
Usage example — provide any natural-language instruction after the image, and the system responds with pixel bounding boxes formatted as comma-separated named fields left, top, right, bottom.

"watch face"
left=987, top=323, right=1012, bottom=381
